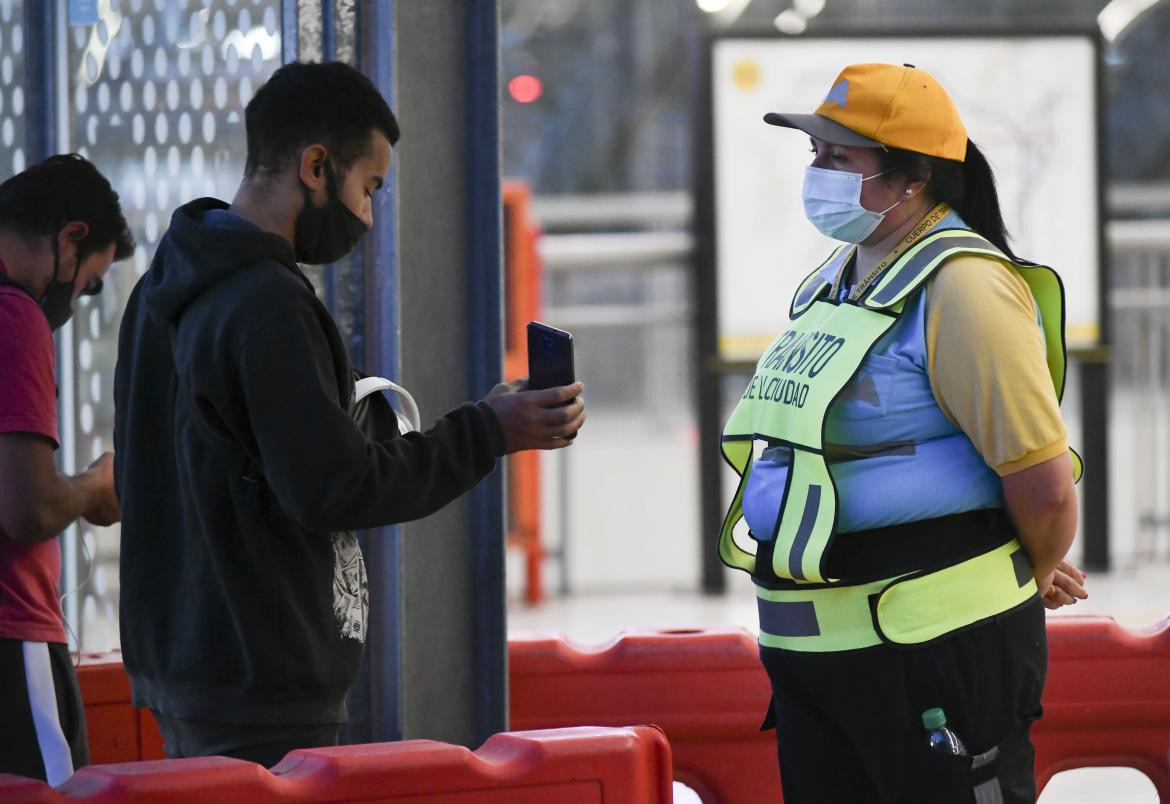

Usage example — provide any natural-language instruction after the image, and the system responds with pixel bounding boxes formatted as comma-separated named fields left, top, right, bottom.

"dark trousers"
left=761, top=598, right=1046, bottom=804
left=152, top=713, right=340, bottom=768
left=0, top=639, right=89, bottom=785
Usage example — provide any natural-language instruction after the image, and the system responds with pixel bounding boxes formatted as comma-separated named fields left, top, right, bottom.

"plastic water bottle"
left=923, top=707, right=968, bottom=756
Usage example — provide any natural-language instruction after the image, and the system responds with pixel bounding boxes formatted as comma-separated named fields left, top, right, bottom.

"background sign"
left=711, top=34, right=1101, bottom=360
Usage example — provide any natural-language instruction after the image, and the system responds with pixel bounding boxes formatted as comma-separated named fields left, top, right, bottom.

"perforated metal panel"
left=296, top=0, right=322, bottom=61
left=0, top=0, right=27, bottom=176
left=333, top=0, right=355, bottom=66
left=60, top=0, right=282, bottom=651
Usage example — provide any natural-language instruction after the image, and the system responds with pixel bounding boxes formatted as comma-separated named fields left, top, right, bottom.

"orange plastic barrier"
left=75, top=652, right=166, bottom=763
left=1034, top=614, right=1170, bottom=798
left=0, top=726, right=672, bottom=803
left=73, top=618, right=1170, bottom=799
left=511, top=620, right=1170, bottom=801
left=503, top=181, right=545, bottom=604
left=509, top=628, right=781, bottom=802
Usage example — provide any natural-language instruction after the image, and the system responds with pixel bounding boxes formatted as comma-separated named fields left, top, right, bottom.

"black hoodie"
left=113, top=199, right=506, bottom=725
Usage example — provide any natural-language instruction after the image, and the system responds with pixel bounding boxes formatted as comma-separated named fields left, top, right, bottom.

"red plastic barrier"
left=0, top=725, right=672, bottom=803
left=75, top=652, right=166, bottom=763
left=509, top=628, right=780, bottom=802
left=511, top=621, right=1170, bottom=801
left=1035, top=614, right=1170, bottom=798
left=73, top=618, right=1170, bottom=799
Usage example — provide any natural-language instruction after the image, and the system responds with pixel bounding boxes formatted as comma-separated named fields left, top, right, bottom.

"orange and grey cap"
left=764, top=63, right=968, bottom=162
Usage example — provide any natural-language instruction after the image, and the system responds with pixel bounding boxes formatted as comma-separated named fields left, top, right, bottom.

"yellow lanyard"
left=828, top=203, right=952, bottom=302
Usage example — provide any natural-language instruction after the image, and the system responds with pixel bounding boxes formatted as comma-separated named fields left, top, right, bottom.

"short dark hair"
left=243, top=61, right=400, bottom=178
left=0, top=153, right=135, bottom=262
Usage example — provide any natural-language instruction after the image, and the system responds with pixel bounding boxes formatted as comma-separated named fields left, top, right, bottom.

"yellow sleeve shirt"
left=924, top=255, right=1069, bottom=477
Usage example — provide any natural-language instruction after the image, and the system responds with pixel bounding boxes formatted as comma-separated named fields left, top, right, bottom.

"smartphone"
left=527, top=321, right=575, bottom=390
left=527, top=321, right=577, bottom=439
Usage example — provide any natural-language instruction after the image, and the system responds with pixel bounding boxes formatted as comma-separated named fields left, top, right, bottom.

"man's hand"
left=485, top=379, right=585, bottom=454
left=80, top=452, right=121, bottom=527
left=0, top=434, right=120, bottom=543
left=1039, top=558, right=1088, bottom=610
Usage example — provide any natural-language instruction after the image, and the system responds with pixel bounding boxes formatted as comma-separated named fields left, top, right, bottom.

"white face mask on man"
left=801, top=165, right=906, bottom=244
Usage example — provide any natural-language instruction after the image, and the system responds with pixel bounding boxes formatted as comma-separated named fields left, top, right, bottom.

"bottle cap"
left=922, top=707, right=947, bottom=730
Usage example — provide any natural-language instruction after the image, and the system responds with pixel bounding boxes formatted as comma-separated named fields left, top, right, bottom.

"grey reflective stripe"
left=756, top=598, right=821, bottom=637
left=865, top=234, right=996, bottom=307
left=787, top=485, right=822, bottom=581
left=1010, top=549, right=1033, bottom=587
left=974, top=782, right=1005, bottom=804
left=972, top=746, right=1004, bottom=804
left=972, top=745, right=999, bottom=770
left=825, top=440, right=916, bottom=462
left=792, top=248, right=851, bottom=315
left=792, top=275, right=832, bottom=314
left=764, top=441, right=917, bottom=466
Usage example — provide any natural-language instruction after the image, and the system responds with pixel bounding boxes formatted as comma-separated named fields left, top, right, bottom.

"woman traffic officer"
left=718, top=63, right=1086, bottom=803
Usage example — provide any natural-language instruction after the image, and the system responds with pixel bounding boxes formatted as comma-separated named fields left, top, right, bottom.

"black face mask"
left=39, top=235, right=83, bottom=332
left=293, top=161, right=370, bottom=264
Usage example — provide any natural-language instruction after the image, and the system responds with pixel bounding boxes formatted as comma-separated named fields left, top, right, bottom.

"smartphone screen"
left=527, top=321, right=575, bottom=390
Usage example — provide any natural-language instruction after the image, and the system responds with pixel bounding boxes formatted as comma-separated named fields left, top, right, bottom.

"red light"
left=508, top=74, right=543, bottom=104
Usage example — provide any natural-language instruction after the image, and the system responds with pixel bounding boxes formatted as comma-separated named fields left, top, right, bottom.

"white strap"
left=354, top=376, right=421, bottom=433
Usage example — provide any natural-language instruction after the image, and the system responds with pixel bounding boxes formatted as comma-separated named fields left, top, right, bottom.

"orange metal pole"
left=502, top=182, right=544, bottom=604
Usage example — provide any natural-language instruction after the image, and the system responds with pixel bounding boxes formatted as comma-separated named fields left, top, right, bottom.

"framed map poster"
left=705, top=32, right=1103, bottom=361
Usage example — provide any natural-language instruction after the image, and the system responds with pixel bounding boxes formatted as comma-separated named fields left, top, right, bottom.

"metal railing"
left=530, top=192, right=1170, bottom=571
left=530, top=193, right=697, bottom=594
left=1107, top=218, right=1170, bottom=561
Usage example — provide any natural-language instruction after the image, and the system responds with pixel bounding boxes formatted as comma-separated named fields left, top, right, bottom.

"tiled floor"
left=508, top=562, right=1170, bottom=803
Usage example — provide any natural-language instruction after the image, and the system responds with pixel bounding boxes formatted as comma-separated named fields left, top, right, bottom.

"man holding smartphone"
left=113, top=61, right=584, bottom=766
left=0, top=155, right=134, bottom=785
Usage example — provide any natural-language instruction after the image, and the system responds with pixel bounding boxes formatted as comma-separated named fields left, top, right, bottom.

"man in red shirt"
left=0, top=155, right=133, bottom=785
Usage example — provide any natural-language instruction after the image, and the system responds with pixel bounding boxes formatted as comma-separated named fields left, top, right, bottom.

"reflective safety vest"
left=755, top=537, right=1038, bottom=652
left=720, top=227, right=1082, bottom=594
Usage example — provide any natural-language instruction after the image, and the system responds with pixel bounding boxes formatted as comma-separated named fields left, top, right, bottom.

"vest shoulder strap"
left=861, top=228, right=1006, bottom=311
left=857, top=227, right=1082, bottom=483
left=790, top=245, right=852, bottom=318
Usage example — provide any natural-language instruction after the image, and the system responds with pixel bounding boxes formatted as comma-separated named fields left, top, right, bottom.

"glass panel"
left=60, top=0, right=282, bottom=652
left=0, top=0, right=27, bottom=177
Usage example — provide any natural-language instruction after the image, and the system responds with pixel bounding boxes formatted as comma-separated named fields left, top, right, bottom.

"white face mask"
left=801, top=165, right=904, bottom=244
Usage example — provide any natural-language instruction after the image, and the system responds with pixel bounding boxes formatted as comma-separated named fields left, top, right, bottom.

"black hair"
left=243, top=61, right=400, bottom=178
left=0, top=153, right=134, bottom=262
left=877, top=139, right=1019, bottom=262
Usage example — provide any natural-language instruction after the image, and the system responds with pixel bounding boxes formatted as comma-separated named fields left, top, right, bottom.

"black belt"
left=752, top=508, right=1016, bottom=588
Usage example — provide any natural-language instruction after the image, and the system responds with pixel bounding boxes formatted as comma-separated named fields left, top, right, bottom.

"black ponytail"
left=878, top=139, right=1020, bottom=262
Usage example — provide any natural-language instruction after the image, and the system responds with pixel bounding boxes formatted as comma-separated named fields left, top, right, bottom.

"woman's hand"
left=1002, top=452, right=1078, bottom=584
left=1039, top=559, right=1088, bottom=610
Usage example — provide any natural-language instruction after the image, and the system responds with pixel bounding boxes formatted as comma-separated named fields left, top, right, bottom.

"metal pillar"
left=1080, top=359, right=1111, bottom=571
left=24, top=1, right=55, bottom=164
left=358, top=0, right=506, bottom=749
left=694, top=34, right=727, bottom=595
left=463, top=2, right=508, bottom=746
left=335, top=0, right=407, bottom=747
left=1082, top=39, right=1111, bottom=572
